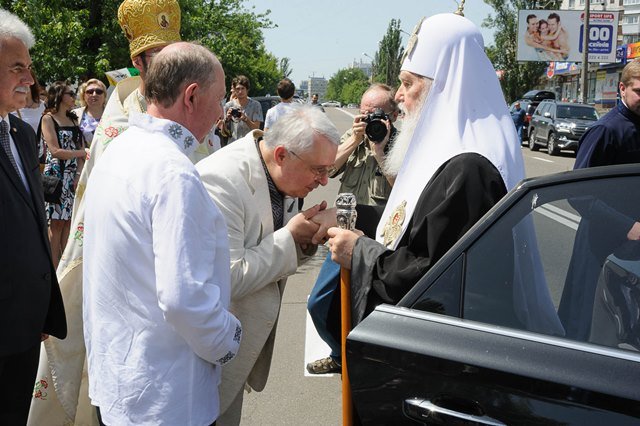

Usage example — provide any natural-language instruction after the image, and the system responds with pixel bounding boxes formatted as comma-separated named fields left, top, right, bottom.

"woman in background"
left=41, top=82, right=87, bottom=268
left=72, top=78, right=106, bottom=146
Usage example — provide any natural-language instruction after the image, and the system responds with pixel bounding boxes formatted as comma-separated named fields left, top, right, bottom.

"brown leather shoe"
left=306, top=356, right=341, bottom=374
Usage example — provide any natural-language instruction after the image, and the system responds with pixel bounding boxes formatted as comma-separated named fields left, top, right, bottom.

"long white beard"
left=383, top=93, right=427, bottom=177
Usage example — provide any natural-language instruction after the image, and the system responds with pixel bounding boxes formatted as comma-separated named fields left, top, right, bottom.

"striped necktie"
left=0, top=120, right=21, bottom=178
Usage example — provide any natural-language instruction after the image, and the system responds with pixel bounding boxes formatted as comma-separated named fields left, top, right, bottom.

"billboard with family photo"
left=517, top=10, right=619, bottom=63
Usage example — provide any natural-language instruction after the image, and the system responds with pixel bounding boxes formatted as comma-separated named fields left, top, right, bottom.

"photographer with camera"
left=306, top=83, right=399, bottom=374
left=223, top=75, right=263, bottom=143
left=332, top=83, right=399, bottom=205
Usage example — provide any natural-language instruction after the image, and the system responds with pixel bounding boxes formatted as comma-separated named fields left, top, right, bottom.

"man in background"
left=511, top=101, right=525, bottom=145
left=224, top=75, right=263, bottom=142
left=0, top=9, right=66, bottom=423
left=306, top=83, right=399, bottom=374
left=311, top=93, right=325, bottom=112
left=264, top=77, right=298, bottom=131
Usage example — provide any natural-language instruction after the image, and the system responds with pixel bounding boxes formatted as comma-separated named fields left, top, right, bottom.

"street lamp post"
left=580, top=0, right=591, bottom=103
left=363, top=52, right=374, bottom=82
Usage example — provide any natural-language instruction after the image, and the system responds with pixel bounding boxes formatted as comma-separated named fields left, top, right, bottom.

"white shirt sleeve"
left=151, top=170, right=241, bottom=365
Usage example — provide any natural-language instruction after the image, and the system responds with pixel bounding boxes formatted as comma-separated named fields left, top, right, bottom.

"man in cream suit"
left=197, top=106, right=339, bottom=424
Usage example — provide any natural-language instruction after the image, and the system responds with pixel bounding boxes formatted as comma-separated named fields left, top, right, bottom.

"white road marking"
left=304, top=298, right=337, bottom=377
left=535, top=205, right=579, bottom=230
left=336, top=108, right=356, bottom=119
left=532, top=156, right=554, bottom=163
left=541, top=203, right=581, bottom=223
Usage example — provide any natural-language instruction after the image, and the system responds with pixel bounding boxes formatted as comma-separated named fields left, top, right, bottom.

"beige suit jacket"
left=196, top=131, right=309, bottom=413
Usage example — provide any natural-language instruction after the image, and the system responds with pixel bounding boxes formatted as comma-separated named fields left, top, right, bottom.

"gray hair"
left=145, top=42, right=218, bottom=108
left=0, top=9, right=35, bottom=49
left=264, top=105, right=339, bottom=153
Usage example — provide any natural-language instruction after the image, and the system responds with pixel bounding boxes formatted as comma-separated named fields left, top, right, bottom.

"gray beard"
left=383, top=93, right=427, bottom=177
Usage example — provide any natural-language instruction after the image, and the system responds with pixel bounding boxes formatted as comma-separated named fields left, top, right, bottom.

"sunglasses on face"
left=86, top=88, right=104, bottom=95
left=64, top=91, right=76, bottom=97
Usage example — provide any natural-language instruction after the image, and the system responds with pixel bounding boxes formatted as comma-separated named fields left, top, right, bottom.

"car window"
left=459, top=176, right=640, bottom=353
left=557, top=105, right=599, bottom=121
left=536, top=103, right=549, bottom=116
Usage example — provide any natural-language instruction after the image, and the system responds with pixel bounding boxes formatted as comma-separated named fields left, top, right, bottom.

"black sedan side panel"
left=348, top=307, right=640, bottom=425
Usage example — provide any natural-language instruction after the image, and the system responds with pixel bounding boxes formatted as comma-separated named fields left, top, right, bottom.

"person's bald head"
left=145, top=42, right=220, bottom=108
left=145, top=42, right=225, bottom=141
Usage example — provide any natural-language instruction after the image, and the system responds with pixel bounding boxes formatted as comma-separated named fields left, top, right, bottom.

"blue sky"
left=244, top=0, right=497, bottom=87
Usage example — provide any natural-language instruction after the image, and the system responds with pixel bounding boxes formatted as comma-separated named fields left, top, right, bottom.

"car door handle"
left=403, top=398, right=505, bottom=425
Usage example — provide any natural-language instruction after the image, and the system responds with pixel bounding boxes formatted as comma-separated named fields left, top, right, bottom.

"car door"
left=537, top=102, right=552, bottom=143
left=529, top=103, right=546, bottom=143
left=348, top=165, right=640, bottom=425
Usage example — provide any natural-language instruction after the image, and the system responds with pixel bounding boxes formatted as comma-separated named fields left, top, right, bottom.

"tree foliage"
left=1, top=0, right=282, bottom=95
left=326, top=68, right=369, bottom=105
left=482, top=0, right=561, bottom=103
left=372, top=18, right=404, bottom=88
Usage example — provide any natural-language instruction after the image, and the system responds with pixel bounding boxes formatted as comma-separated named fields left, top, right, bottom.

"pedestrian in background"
left=223, top=75, right=263, bottom=142
left=511, top=101, right=526, bottom=145
left=41, top=81, right=86, bottom=269
left=72, top=78, right=106, bottom=146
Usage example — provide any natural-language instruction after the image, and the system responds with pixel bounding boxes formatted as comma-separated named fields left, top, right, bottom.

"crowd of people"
left=2, top=0, right=640, bottom=424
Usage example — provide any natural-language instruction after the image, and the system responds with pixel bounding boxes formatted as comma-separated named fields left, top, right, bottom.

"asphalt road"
left=238, top=107, right=577, bottom=425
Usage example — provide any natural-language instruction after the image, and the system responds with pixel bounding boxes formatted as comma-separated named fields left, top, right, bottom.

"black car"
left=528, top=100, right=599, bottom=156
left=518, top=90, right=556, bottom=142
left=347, top=164, right=640, bottom=424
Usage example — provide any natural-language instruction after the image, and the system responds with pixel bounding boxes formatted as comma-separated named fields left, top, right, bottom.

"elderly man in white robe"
left=313, top=13, right=526, bottom=326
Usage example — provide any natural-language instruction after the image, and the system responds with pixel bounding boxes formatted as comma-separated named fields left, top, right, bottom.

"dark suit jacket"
left=0, top=114, right=66, bottom=356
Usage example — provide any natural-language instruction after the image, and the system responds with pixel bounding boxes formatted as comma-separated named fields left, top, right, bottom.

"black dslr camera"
left=362, top=108, right=390, bottom=143
left=230, top=107, right=243, bottom=119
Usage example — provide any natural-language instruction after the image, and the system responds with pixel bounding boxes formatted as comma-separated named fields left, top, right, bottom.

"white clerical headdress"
left=376, top=13, right=525, bottom=249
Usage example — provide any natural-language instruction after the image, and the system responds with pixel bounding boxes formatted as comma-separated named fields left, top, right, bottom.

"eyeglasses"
left=289, top=150, right=335, bottom=178
left=86, top=88, right=104, bottom=95
left=64, top=91, right=76, bottom=97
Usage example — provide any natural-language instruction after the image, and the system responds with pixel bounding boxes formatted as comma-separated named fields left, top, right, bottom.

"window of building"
left=623, top=15, right=639, bottom=24
left=624, top=0, right=640, bottom=5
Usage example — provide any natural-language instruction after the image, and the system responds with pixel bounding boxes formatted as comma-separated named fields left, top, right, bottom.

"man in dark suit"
left=0, top=9, right=66, bottom=423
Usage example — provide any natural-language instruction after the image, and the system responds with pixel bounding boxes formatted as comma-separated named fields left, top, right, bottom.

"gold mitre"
left=117, top=0, right=181, bottom=58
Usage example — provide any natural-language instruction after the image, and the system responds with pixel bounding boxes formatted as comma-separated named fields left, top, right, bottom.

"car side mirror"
left=544, top=112, right=551, bottom=118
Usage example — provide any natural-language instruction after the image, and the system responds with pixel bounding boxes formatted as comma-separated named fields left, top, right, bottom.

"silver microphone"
left=336, top=193, right=357, bottom=231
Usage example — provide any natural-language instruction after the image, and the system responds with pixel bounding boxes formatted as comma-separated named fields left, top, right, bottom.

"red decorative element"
left=105, top=127, right=119, bottom=138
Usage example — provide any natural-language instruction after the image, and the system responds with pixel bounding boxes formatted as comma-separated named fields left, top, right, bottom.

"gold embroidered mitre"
left=117, top=0, right=181, bottom=58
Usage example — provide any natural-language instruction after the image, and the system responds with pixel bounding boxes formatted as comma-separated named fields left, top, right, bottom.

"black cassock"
left=559, top=102, right=640, bottom=341
left=350, top=152, right=507, bottom=326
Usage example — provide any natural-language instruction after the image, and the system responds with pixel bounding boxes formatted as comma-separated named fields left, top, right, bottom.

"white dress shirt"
left=264, top=101, right=299, bottom=130
left=83, top=112, right=241, bottom=426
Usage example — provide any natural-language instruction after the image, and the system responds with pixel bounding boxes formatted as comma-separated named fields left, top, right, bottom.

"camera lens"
left=366, top=120, right=387, bottom=143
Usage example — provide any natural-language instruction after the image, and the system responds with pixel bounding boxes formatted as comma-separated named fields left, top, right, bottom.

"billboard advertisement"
left=517, top=10, right=619, bottom=63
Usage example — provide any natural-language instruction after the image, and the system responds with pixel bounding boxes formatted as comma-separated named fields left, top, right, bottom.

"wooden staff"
left=336, top=193, right=357, bottom=426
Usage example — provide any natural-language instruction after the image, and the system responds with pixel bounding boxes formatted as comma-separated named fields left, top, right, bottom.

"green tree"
left=326, top=68, right=369, bottom=105
left=1, top=0, right=282, bottom=95
left=372, top=18, right=404, bottom=87
left=482, top=0, right=560, bottom=102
